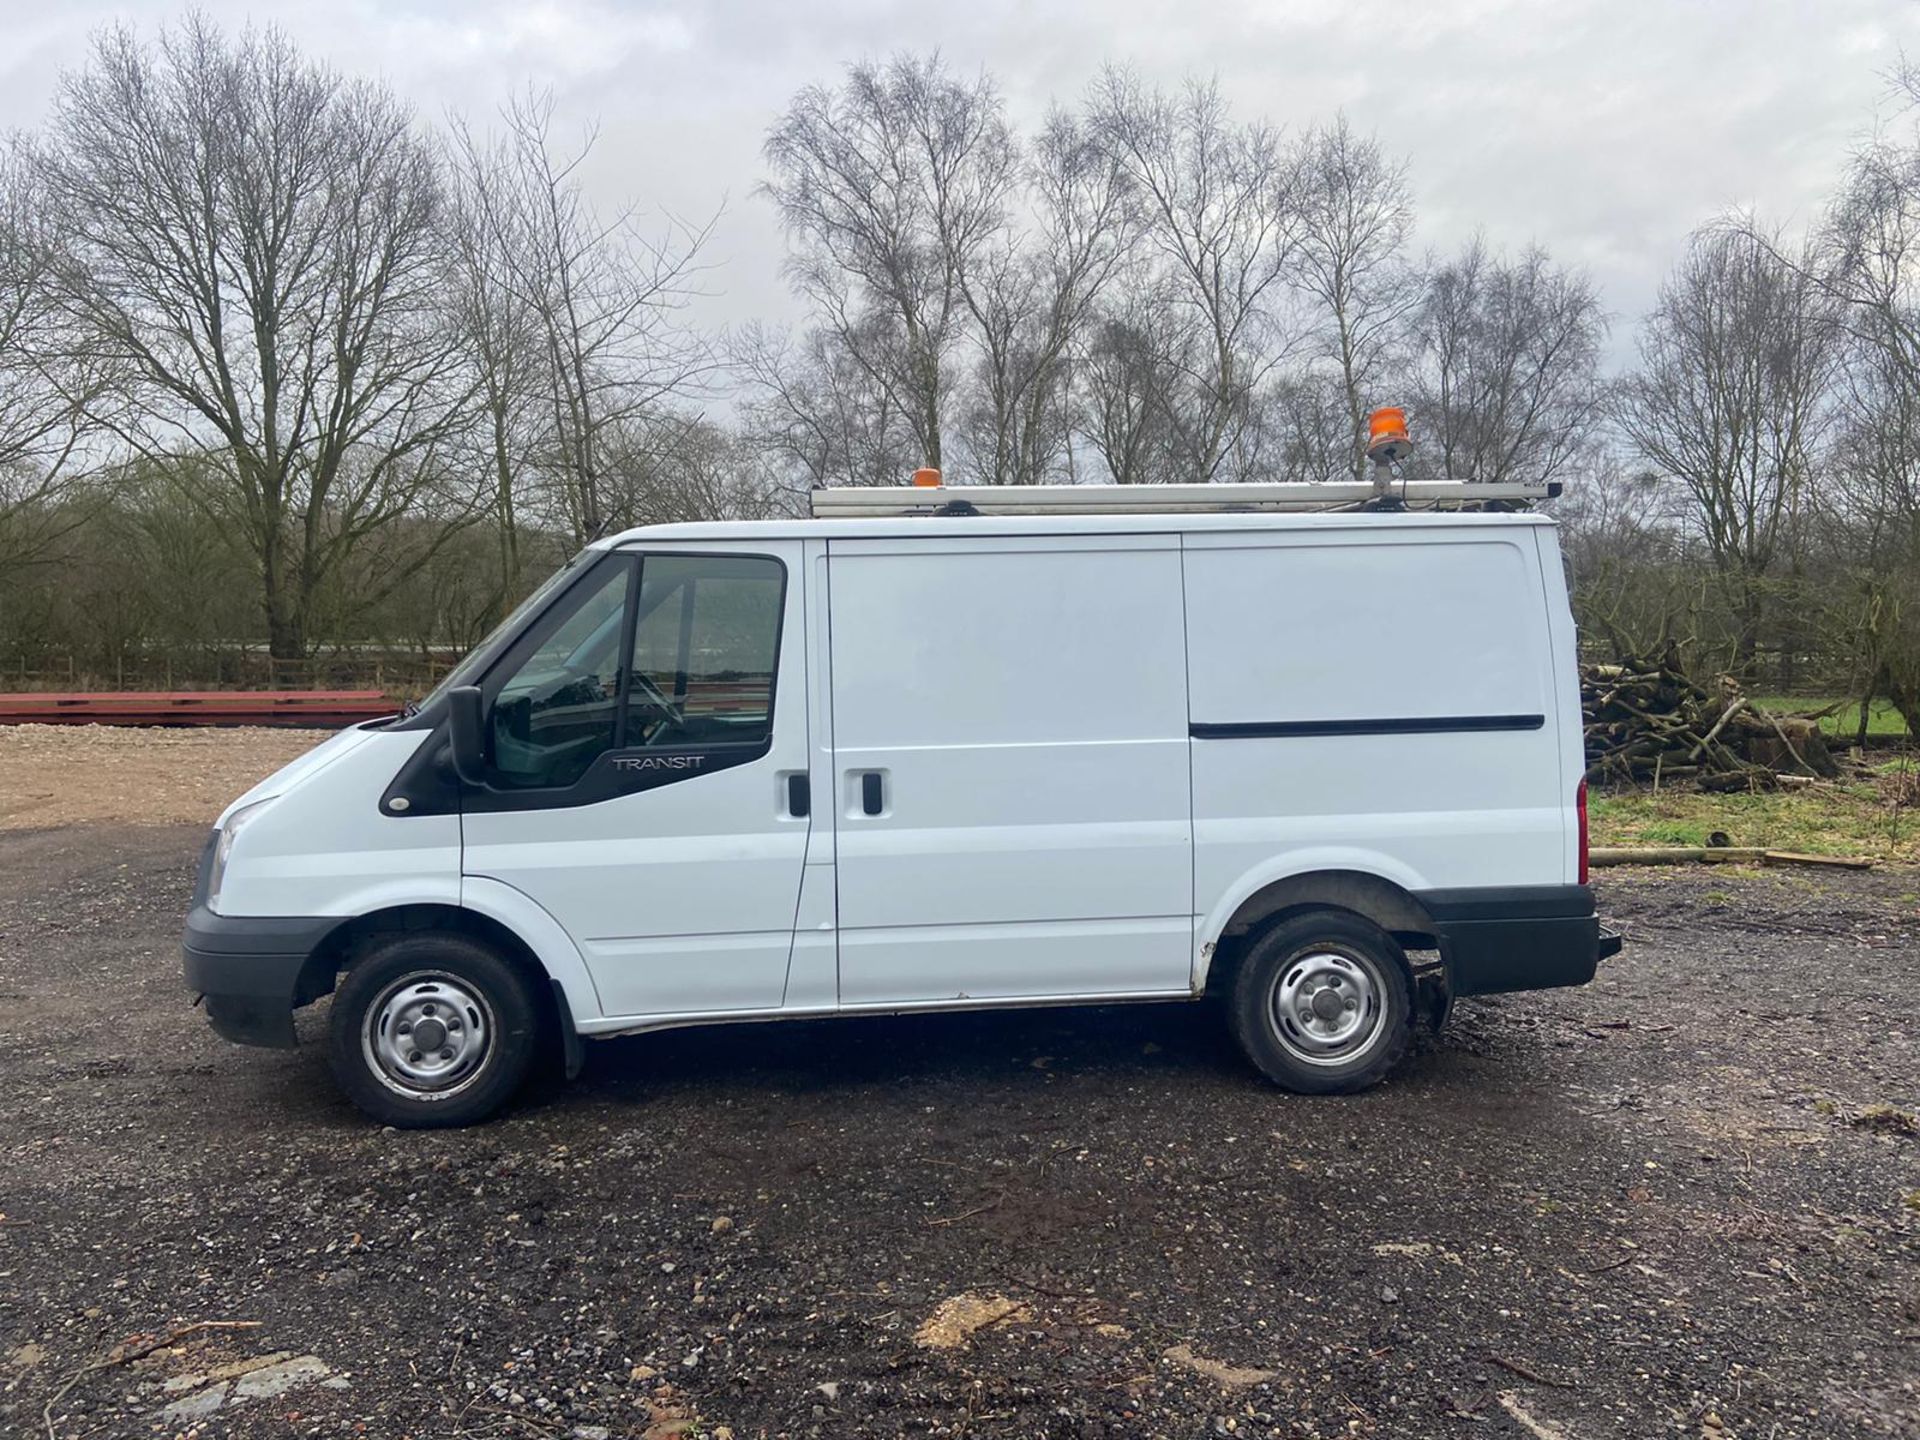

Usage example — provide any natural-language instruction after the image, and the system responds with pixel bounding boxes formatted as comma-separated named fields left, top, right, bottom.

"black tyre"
left=328, top=933, right=540, bottom=1128
left=1227, top=910, right=1412, bottom=1095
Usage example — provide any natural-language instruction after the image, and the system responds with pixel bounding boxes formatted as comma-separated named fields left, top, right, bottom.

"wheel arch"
left=1197, top=866, right=1438, bottom=997
left=300, top=886, right=600, bottom=1062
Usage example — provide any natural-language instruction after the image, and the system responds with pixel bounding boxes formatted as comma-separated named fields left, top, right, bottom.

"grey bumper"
left=183, top=934, right=310, bottom=1048
left=1417, top=885, right=1622, bottom=998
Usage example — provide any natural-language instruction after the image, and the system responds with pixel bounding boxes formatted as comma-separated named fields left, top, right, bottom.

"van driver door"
left=460, top=542, right=812, bottom=1019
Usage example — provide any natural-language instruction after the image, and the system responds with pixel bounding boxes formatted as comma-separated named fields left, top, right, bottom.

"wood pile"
left=1582, top=655, right=1839, bottom=789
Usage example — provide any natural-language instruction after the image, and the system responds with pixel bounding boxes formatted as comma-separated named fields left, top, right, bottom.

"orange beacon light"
left=1365, top=407, right=1411, bottom=466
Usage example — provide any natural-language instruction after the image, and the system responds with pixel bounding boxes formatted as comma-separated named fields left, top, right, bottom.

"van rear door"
left=825, top=534, right=1194, bottom=1005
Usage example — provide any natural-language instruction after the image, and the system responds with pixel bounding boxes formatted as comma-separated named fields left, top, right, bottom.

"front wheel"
left=1228, top=910, right=1412, bottom=1094
left=328, top=934, right=540, bottom=1128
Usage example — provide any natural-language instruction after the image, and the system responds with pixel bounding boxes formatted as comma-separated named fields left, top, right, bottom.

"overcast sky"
left=1, top=0, right=1914, bottom=369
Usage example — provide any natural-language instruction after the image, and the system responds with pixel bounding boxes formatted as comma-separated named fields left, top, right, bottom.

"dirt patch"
left=912, top=1292, right=1033, bottom=1350
left=0, top=724, right=320, bottom=829
left=1162, top=1342, right=1278, bottom=1389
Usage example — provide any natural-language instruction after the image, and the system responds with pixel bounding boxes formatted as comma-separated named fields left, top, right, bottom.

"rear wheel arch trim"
left=1197, top=865, right=1436, bottom=992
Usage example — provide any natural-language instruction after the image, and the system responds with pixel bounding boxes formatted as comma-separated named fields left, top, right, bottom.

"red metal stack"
left=0, top=691, right=398, bottom=728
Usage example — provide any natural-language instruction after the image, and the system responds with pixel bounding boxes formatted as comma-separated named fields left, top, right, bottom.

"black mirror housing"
left=447, top=685, right=487, bottom=785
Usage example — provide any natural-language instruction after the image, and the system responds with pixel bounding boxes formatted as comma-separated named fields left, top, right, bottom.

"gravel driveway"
left=1, top=823, right=1916, bottom=1439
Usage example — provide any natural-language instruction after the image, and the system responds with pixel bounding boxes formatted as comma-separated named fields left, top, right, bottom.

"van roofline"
left=597, top=509, right=1558, bottom=548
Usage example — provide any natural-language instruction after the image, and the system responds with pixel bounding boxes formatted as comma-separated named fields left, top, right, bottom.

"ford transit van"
left=184, top=481, right=1618, bottom=1126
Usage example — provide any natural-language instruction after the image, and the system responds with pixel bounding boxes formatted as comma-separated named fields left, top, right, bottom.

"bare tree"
left=762, top=53, right=1016, bottom=475
left=601, top=415, right=800, bottom=527
left=736, top=319, right=913, bottom=490
left=1073, top=272, right=1199, bottom=485
left=1264, top=370, right=1355, bottom=485
left=1800, top=111, right=1920, bottom=734
left=477, top=91, right=718, bottom=543
left=955, top=108, right=1137, bottom=484
left=1615, top=228, right=1837, bottom=670
left=1085, top=70, right=1296, bottom=481
left=0, top=138, right=102, bottom=571
left=38, top=18, right=477, bottom=660
left=1819, top=342, right=1920, bottom=736
left=1284, top=115, right=1418, bottom=482
left=1414, top=237, right=1605, bottom=487
left=1554, top=454, right=1706, bottom=661
left=444, top=118, right=548, bottom=607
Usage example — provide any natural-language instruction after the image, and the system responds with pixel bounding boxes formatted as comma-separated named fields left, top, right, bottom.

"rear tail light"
left=1577, top=778, right=1590, bottom=886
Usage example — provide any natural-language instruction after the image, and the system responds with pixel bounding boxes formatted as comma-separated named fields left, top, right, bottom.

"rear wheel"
left=328, top=933, right=540, bottom=1128
left=1228, top=910, right=1411, bottom=1094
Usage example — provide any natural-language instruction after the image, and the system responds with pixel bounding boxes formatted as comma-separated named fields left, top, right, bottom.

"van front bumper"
left=1418, top=885, right=1622, bottom=997
left=183, top=905, right=338, bottom=1049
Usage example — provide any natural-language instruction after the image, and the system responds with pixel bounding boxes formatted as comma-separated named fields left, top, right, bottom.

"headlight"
left=207, top=798, right=274, bottom=915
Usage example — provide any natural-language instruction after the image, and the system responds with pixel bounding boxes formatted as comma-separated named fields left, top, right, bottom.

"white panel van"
left=184, top=495, right=1619, bottom=1126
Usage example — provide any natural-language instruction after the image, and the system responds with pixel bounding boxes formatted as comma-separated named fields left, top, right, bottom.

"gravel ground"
left=0, top=824, right=1916, bottom=1440
left=0, top=726, right=320, bottom=829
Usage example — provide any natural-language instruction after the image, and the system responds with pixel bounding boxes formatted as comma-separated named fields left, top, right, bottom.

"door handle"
left=786, top=772, right=810, bottom=818
left=860, top=772, right=883, bottom=816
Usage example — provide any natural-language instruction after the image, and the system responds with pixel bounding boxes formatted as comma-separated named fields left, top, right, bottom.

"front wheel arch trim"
left=295, top=889, right=599, bottom=1064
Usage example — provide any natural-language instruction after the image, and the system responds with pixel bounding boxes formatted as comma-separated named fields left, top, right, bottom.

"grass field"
left=1750, top=694, right=1913, bottom=739
left=1591, top=768, right=1920, bottom=867
left=1585, top=695, right=1917, bottom=866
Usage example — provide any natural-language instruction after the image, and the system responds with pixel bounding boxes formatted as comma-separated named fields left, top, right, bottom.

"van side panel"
left=1183, top=529, right=1566, bottom=959
left=827, top=536, right=1194, bottom=1004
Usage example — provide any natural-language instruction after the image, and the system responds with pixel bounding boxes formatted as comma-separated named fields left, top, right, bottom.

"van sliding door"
left=825, top=535, right=1194, bottom=1005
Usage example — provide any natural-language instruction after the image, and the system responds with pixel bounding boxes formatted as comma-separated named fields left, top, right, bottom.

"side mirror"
left=447, top=685, right=488, bottom=785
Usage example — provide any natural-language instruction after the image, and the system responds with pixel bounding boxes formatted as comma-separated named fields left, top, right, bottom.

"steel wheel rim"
left=1268, top=946, right=1386, bottom=1067
left=362, top=971, right=495, bottom=1100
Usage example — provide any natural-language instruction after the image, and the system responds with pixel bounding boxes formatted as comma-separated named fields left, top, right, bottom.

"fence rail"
left=1, top=650, right=457, bottom=696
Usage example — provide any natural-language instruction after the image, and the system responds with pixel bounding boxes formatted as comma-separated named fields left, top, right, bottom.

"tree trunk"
left=260, top=527, right=305, bottom=671
left=1731, top=580, right=1763, bottom=680
left=264, top=599, right=305, bottom=671
left=920, top=356, right=943, bottom=472
left=1879, top=664, right=1920, bottom=743
left=492, top=402, right=521, bottom=615
left=1856, top=674, right=1877, bottom=751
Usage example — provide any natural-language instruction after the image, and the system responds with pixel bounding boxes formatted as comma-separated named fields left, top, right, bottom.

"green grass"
left=1749, top=695, right=1912, bottom=740
left=1635, top=819, right=1716, bottom=844
left=1590, top=785, right=1920, bottom=866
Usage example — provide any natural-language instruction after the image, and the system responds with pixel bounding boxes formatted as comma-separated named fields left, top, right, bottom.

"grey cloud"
left=0, top=0, right=1908, bottom=361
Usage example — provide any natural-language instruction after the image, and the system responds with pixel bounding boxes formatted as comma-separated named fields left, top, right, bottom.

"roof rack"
left=809, top=479, right=1558, bottom=518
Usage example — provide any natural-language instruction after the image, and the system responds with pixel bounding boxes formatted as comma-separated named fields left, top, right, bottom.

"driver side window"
left=480, top=551, right=784, bottom=793
left=487, top=559, right=632, bottom=789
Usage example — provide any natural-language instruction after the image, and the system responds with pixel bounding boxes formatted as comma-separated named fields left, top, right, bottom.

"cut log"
left=1588, top=846, right=1767, bottom=867
left=1588, top=846, right=1874, bottom=870
left=1761, top=850, right=1874, bottom=871
left=1691, top=697, right=1748, bottom=759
